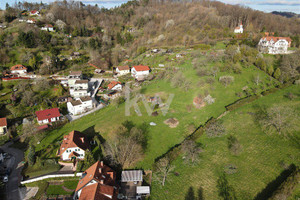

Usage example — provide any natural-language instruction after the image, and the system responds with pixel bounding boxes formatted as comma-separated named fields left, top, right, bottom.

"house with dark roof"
left=57, top=130, right=89, bottom=161
left=131, top=65, right=150, bottom=80
left=67, top=96, right=93, bottom=115
left=74, top=161, right=118, bottom=200
left=35, top=108, right=61, bottom=124
left=121, top=170, right=150, bottom=199
left=0, top=118, right=7, bottom=135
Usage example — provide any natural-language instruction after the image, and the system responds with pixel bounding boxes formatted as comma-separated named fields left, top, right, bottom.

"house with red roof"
left=57, top=130, right=89, bottom=161
left=27, top=18, right=37, bottom=24
left=29, top=10, right=40, bottom=16
left=116, top=66, right=130, bottom=76
left=41, top=24, right=54, bottom=32
left=258, top=32, right=292, bottom=54
left=35, top=108, right=61, bottom=124
left=131, top=65, right=150, bottom=80
left=0, top=118, right=7, bottom=135
left=107, top=81, right=122, bottom=91
left=74, top=161, right=118, bottom=200
left=10, top=65, right=27, bottom=75
left=234, top=23, right=243, bottom=34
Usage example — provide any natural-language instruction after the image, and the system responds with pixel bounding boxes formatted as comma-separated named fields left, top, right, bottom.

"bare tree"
left=206, top=120, right=225, bottom=137
left=259, top=106, right=299, bottom=136
left=253, top=74, right=261, bottom=86
left=219, top=76, right=234, bottom=87
left=182, top=140, right=203, bottom=164
left=21, top=121, right=37, bottom=142
left=153, top=157, right=175, bottom=186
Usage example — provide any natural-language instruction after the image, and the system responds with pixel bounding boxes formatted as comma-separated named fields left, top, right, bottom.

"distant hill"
left=271, top=11, right=300, bottom=18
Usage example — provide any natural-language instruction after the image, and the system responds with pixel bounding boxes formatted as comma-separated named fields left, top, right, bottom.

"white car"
left=3, top=175, right=8, bottom=183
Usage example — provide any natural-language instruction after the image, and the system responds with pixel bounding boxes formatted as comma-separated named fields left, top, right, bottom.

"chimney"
left=107, top=171, right=114, bottom=180
left=100, top=161, right=103, bottom=167
left=99, top=167, right=102, bottom=174
left=80, top=137, right=84, bottom=143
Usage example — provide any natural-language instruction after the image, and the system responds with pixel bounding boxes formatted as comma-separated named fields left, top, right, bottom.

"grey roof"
left=70, top=100, right=82, bottom=106
left=121, top=170, right=143, bottom=182
left=80, top=96, right=92, bottom=102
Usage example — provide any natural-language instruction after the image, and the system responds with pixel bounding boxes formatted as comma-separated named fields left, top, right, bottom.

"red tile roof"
left=132, top=65, right=150, bottom=72
left=58, top=130, right=89, bottom=156
left=107, top=81, right=121, bottom=90
left=0, top=118, right=7, bottom=127
left=35, top=108, right=61, bottom=121
left=79, top=182, right=117, bottom=200
left=117, top=66, right=129, bottom=71
left=262, top=36, right=292, bottom=42
left=30, top=10, right=38, bottom=14
left=76, top=161, right=117, bottom=192
left=10, top=65, right=27, bottom=71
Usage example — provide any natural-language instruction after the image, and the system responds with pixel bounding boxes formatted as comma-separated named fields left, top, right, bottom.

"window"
left=75, top=149, right=77, bottom=151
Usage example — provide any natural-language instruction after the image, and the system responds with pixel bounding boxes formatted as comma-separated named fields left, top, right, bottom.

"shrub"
left=205, top=120, right=225, bottom=137
left=227, top=135, right=242, bottom=155
left=219, top=76, right=234, bottom=87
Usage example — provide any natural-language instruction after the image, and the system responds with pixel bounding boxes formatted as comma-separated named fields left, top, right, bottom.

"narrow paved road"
left=1, top=141, right=24, bottom=200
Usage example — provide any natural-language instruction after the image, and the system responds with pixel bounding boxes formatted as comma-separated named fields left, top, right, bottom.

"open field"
left=35, top=49, right=279, bottom=169
left=150, top=85, right=300, bottom=200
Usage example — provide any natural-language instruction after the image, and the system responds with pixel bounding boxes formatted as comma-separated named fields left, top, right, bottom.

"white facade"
left=258, top=38, right=289, bottom=54
left=0, top=126, right=7, bottom=135
left=110, top=84, right=122, bottom=91
left=131, top=67, right=150, bottom=78
left=116, top=67, right=130, bottom=76
left=26, top=19, right=36, bottom=24
left=234, top=24, right=243, bottom=34
left=67, top=98, right=93, bottom=115
left=29, top=11, right=40, bottom=16
left=61, top=147, right=85, bottom=161
left=11, top=69, right=27, bottom=75
left=37, top=116, right=60, bottom=125
left=69, top=81, right=90, bottom=98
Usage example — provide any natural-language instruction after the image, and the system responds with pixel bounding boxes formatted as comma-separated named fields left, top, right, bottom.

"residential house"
left=103, top=91, right=121, bottom=100
left=234, top=23, right=243, bottom=34
left=0, top=118, right=7, bottom=135
left=10, top=65, right=27, bottom=75
left=69, top=80, right=90, bottom=98
left=107, top=81, right=122, bottom=91
left=116, top=66, right=130, bottom=76
left=35, top=108, right=61, bottom=124
left=74, top=161, right=118, bottom=200
left=70, top=52, right=81, bottom=60
left=121, top=170, right=150, bottom=199
left=258, top=33, right=292, bottom=54
left=57, top=130, right=89, bottom=161
left=68, top=71, right=82, bottom=86
left=29, top=10, right=40, bottom=16
left=67, top=96, right=94, bottom=115
left=26, top=18, right=36, bottom=24
left=131, top=65, right=150, bottom=80
left=41, top=24, right=54, bottom=32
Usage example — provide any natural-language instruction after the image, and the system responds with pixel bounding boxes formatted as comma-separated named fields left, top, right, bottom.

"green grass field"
left=36, top=49, right=279, bottom=170
left=150, top=85, right=300, bottom=200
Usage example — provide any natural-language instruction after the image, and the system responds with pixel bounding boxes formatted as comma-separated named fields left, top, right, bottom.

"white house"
left=258, top=35, right=292, bottom=54
left=116, top=66, right=130, bottom=76
left=74, top=161, right=118, bottom=200
left=10, top=65, right=27, bottom=75
left=0, top=118, right=7, bottom=135
left=68, top=71, right=82, bottom=86
left=234, top=23, right=243, bottom=34
left=41, top=24, right=54, bottom=32
left=131, top=65, right=150, bottom=79
left=26, top=19, right=36, bottom=24
left=29, top=10, right=40, bottom=16
left=69, top=80, right=90, bottom=98
left=35, top=108, right=61, bottom=124
left=67, top=96, right=93, bottom=115
left=58, top=130, right=89, bottom=161
left=107, top=81, right=122, bottom=91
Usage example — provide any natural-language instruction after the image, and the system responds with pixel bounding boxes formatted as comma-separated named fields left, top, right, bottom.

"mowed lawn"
left=36, top=51, right=278, bottom=169
left=150, top=85, right=300, bottom=200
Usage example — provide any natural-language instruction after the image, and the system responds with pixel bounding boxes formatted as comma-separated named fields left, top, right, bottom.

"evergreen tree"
left=274, top=68, right=281, bottom=79
left=27, top=145, right=36, bottom=166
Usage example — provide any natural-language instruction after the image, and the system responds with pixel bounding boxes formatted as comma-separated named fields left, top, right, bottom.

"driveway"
left=1, top=141, right=24, bottom=200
